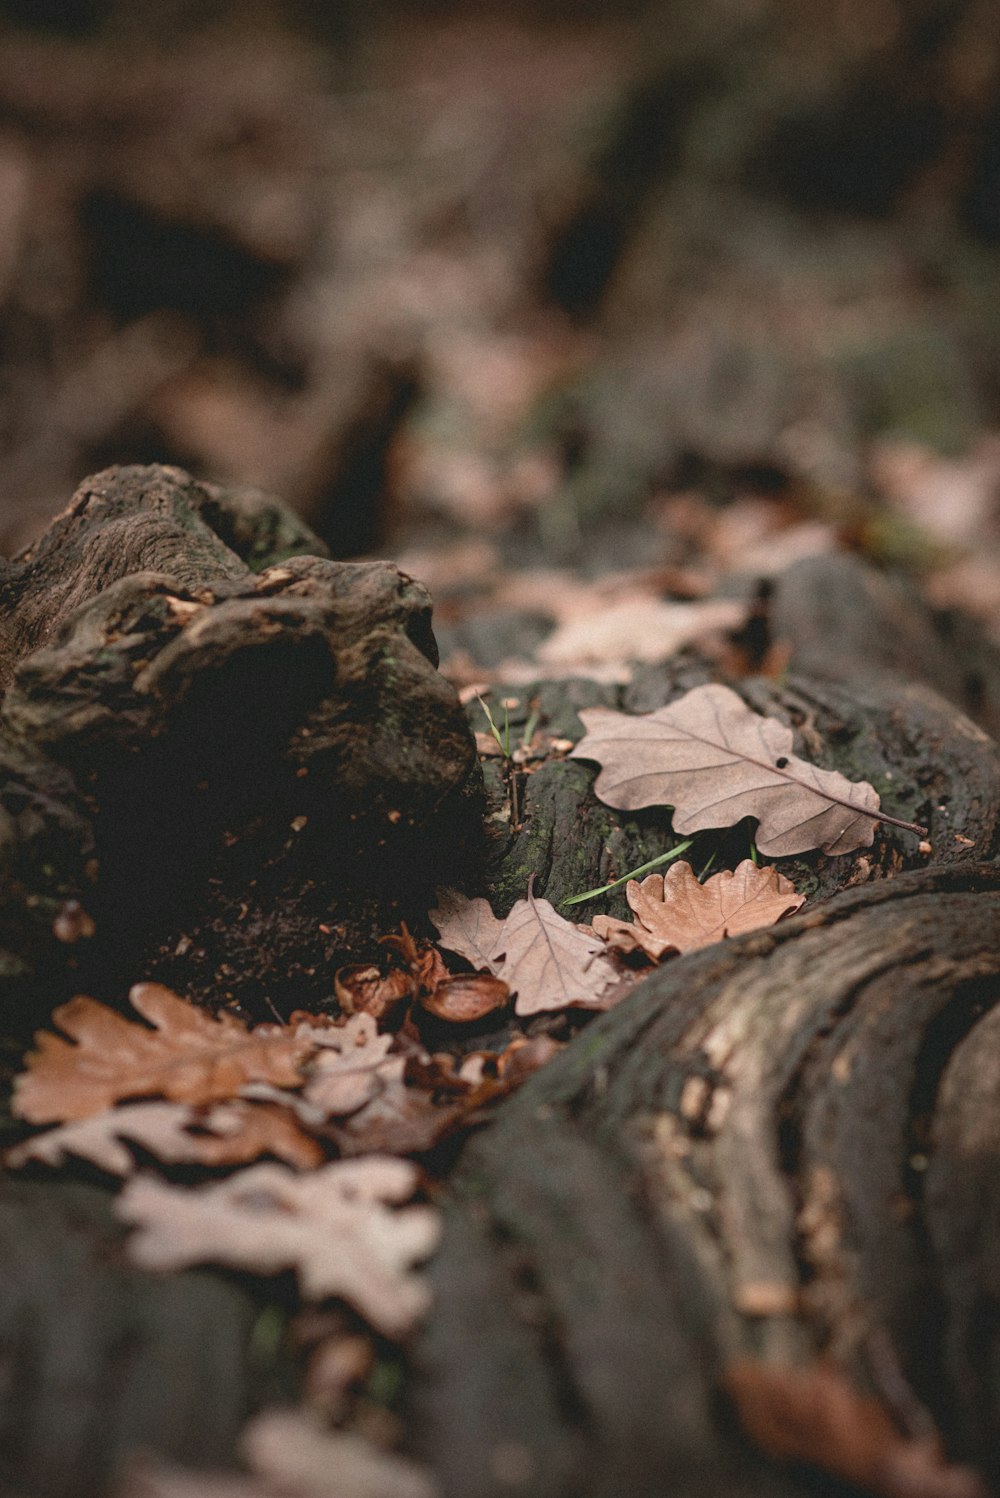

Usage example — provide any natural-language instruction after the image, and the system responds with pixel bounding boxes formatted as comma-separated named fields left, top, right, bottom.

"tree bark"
left=0, top=464, right=483, bottom=1031
left=2, top=470, right=1000, bottom=1498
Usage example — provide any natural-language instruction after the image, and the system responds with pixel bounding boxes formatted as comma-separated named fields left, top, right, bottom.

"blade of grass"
left=561, top=839, right=694, bottom=906
left=476, top=693, right=510, bottom=758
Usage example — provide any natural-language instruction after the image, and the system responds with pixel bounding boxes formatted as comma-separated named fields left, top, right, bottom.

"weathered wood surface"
left=0, top=464, right=482, bottom=1030
left=415, top=864, right=1000, bottom=1497
left=2, top=469, right=1000, bottom=1496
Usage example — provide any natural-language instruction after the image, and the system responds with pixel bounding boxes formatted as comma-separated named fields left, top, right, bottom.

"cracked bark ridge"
left=414, top=864, right=1000, bottom=1498
left=0, top=464, right=482, bottom=1026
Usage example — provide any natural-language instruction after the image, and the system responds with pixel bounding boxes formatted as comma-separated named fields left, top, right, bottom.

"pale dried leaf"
left=300, top=1012, right=401, bottom=1117
left=537, top=598, right=747, bottom=667
left=243, top=1408, right=439, bottom=1498
left=14, top=984, right=312, bottom=1124
left=427, top=890, right=505, bottom=970
left=570, top=682, right=884, bottom=857
left=117, top=1157, right=440, bottom=1337
left=431, top=886, right=618, bottom=1016
left=6, top=1098, right=323, bottom=1174
left=609, top=860, right=805, bottom=957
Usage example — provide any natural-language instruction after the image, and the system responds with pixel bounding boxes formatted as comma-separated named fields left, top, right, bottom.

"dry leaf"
left=330, top=1074, right=468, bottom=1157
left=725, top=1360, right=987, bottom=1498
left=117, top=1157, right=441, bottom=1338
left=419, top=973, right=511, bottom=1022
left=334, top=965, right=414, bottom=1020
left=300, top=1012, right=401, bottom=1117
left=13, top=984, right=313, bottom=1125
left=6, top=1098, right=323, bottom=1175
left=426, top=890, right=505, bottom=971
left=593, top=860, right=804, bottom=959
left=243, top=1408, right=439, bottom=1498
left=570, top=682, right=919, bottom=857
left=430, top=886, right=619, bottom=1016
left=537, top=597, right=747, bottom=667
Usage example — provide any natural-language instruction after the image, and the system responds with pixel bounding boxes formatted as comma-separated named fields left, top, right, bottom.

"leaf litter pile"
left=6, top=681, right=937, bottom=1498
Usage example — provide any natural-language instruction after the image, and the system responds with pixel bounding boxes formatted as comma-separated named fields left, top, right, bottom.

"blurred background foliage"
left=0, top=0, right=999, bottom=607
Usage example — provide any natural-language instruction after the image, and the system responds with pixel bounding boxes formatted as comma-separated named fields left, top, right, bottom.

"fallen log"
left=1, top=467, right=999, bottom=1498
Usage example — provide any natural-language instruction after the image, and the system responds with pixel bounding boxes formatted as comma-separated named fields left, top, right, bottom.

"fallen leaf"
left=334, top=965, right=415, bottom=1020
left=243, top=1408, right=439, bottom=1498
left=6, top=1098, right=324, bottom=1174
left=330, top=1074, right=468, bottom=1157
left=117, top=1157, right=441, bottom=1338
left=593, top=860, right=804, bottom=958
left=13, top=984, right=313, bottom=1124
left=426, top=890, right=505, bottom=971
left=537, top=597, right=747, bottom=667
left=430, top=885, right=619, bottom=1016
left=419, top=973, right=511, bottom=1022
left=300, top=1013, right=402, bottom=1117
left=724, top=1360, right=988, bottom=1498
left=570, top=682, right=921, bottom=856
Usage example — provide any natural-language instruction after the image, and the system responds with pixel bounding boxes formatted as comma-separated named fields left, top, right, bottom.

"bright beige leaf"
left=593, top=860, right=804, bottom=959
left=300, top=1012, right=401, bottom=1117
left=117, top=1157, right=440, bottom=1338
left=243, top=1408, right=439, bottom=1498
left=14, top=983, right=312, bottom=1124
left=570, top=682, right=922, bottom=857
left=537, top=597, right=747, bottom=668
left=6, top=1098, right=324, bottom=1175
left=431, top=885, right=618, bottom=1016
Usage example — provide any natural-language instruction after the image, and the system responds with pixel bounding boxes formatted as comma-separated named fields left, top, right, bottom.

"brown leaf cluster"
left=8, top=972, right=555, bottom=1178
left=335, top=924, right=510, bottom=1026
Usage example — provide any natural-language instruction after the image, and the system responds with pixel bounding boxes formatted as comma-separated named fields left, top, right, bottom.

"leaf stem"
left=870, top=810, right=928, bottom=837
left=561, top=839, right=694, bottom=906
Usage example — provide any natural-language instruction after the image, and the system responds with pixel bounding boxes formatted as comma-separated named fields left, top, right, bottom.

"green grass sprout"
left=476, top=693, right=511, bottom=757
left=562, top=839, right=694, bottom=906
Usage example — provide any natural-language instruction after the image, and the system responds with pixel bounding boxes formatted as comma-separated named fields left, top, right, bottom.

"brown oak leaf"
left=430, top=885, right=619, bottom=1016
left=725, top=1359, right=988, bottom=1498
left=13, top=983, right=313, bottom=1124
left=6, top=1097, right=324, bottom=1174
left=117, top=1157, right=441, bottom=1338
left=570, top=682, right=923, bottom=856
left=593, top=860, right=804, bottom=958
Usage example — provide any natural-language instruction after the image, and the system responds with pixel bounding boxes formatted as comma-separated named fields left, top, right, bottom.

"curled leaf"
left=419, top=973, right=511, bottom=1023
